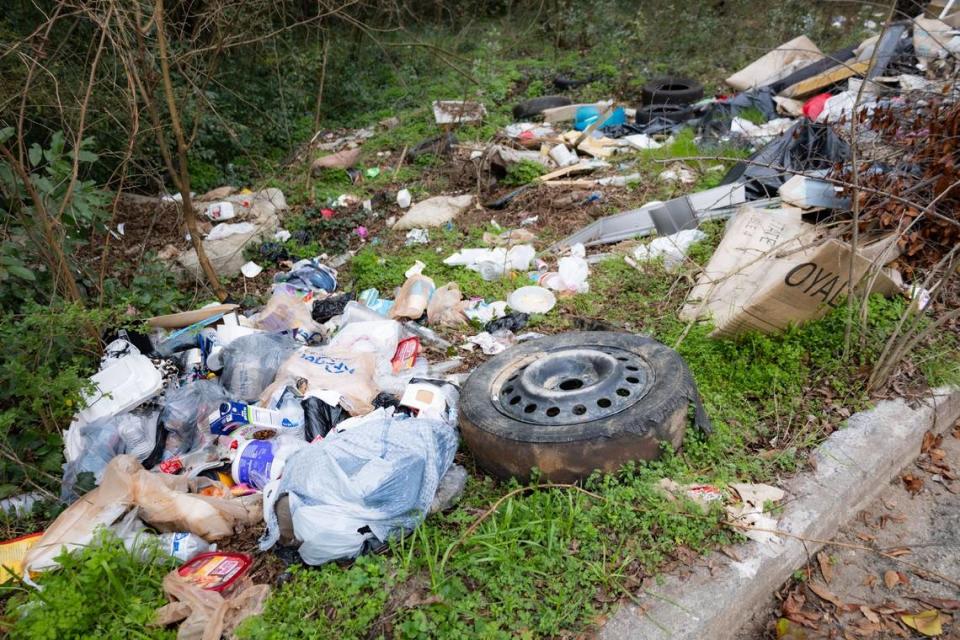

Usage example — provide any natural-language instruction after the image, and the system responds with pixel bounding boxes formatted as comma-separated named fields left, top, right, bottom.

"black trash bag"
left=260, top=241, right=291, bottom=264
left=311, top=293, right=354, bottom=324
left=302, top=397, right=346, bottom=441
left=697, top=87, right=778, bottom=143
left=485, top=312, right=529, bottom=334
left=720, top=119, right=849, bottom=199
left=372, top=392, right=402, bottom=410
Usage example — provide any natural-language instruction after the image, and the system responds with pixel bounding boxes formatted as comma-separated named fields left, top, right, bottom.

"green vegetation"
left=0, top=303, right=117, bottom=498
left=502, top=160, right=546, bottom=187
left=2, top=1, right=953, bottom=637
left=233, top=227, right=953, bottom=638
left=2, top=532, right=176, bottom=640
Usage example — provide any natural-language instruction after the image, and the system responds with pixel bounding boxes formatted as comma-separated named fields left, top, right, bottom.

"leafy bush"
left=2, top=531, right=175, bottom=640
left=0, top=303, right=114, bottom=498
left=502, top=159, right=546, bottom=186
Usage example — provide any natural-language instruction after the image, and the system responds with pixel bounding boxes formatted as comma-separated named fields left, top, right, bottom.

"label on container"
left=178, top=552, right=251, bottom=592
left=233, top=440, right=274, bottom=489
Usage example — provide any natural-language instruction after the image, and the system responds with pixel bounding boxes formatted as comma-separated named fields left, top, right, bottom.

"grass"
left=233, top=221, right=957, bottom=638
left=4, top=2, right=951, bottom=638
left=1, top=532, right=176, bottom=640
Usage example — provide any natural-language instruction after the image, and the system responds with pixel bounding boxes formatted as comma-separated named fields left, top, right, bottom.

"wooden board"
left=780, top=61, right=869, bottom=98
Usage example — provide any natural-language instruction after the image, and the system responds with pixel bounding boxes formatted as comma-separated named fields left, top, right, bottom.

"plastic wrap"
left=60, top=418, right=125, bottom=503
left=260, top=416, right=457, bottom=565
left=220, top=333, right=299, bottom=402
left=160, top=380, right=231, bottom=456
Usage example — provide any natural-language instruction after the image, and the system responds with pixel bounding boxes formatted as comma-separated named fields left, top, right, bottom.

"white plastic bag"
left=328, top=320, right=402, bottom=357
left=260, top=417, right=457, bottom=565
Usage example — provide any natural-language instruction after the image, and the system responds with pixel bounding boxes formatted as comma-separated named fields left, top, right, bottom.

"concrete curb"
left=599, top=386, right=960, bottom=640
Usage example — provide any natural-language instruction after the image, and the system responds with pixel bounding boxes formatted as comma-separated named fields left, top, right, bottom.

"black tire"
left=635, top=103, right=691, bottom=125
left=459, top=332, right=699, bottom=483
left=553, top=75, right=592, bottom=90
left=512, top=95, right=573, bottom=120
left=641, top=76, right=704, bottom=106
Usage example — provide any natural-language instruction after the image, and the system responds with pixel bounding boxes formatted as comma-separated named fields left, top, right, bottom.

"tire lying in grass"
left=635, top=103, right=691, bottom=125
left=459, top=332, right=710, bottom=483
left=641, top=76, right=704, bottom=105
left=512, top=95, right=573, bottom=120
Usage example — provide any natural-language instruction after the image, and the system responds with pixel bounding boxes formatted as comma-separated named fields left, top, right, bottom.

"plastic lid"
left=177, top=551, right=252, bottom=592
left=507, top=286, right=557, bottom=314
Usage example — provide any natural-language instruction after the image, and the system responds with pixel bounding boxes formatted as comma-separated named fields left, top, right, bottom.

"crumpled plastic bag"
left=251, top=289, right=323, bottom=338
left=60, top=408, right=162, bottom=503
left=631, top=229, right=706, bottom=272
left=389, top=274, right=436, bottom=320
left=160, top=380, right=230, bottom=457
left=152, top=569, right=270, bottom=640
left=269, top=347, right=378, bottom=415
left=260, top=416, right=457, bottom=565
left=220, top=332, right=299, bottom=402
left=427, top=282, right=469, bottom=327
left=25, top=455, right=261, bottom=574
left=60, top=419, right=125, bottom=503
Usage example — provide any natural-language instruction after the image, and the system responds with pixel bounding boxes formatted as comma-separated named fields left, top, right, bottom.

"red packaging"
left=802, top=93, right=831, bottom=121
left=391, top=337, right=421, bottom=373
left=158, top=457, right=183, bottom=475
left=177, top=552, right=253, bottom=593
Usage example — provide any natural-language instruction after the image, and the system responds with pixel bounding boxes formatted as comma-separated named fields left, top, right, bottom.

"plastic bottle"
left=159, top=532, right=216, bottom=563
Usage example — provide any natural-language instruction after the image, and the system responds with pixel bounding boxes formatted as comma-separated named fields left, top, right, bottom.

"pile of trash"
left=5, top=8, right=960, bottom=633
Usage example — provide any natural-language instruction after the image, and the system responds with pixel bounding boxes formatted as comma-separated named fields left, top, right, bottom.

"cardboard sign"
left=681, top=207, right=901, bottom=337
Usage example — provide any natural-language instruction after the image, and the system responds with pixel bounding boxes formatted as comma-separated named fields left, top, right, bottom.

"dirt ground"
left=739, top=423, right=960, bottom=640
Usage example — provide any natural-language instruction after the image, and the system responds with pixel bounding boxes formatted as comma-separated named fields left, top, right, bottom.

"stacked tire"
left=636, top=76, right=703, bottom=125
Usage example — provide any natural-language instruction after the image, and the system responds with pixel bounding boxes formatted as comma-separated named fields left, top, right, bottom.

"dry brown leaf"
left=885, top=547, right=911, bottom=557
left=896, top=571, right=910, bottom=586
left=817, top=552, right=833, bottom=584
left=884, top=570, right=900, bottom=589
left=857, top=532, right=876, bottom=542
left=921, top=431, right=941, bottom=453
left=808, top=581, right=843, bottom=608
left=863, top=574, right=878, bottom=588
left=902, top=474, right=924, bottom=495
left=860, top=606, right=880, bottom=624
left=782, top=590, right=820, bottom=629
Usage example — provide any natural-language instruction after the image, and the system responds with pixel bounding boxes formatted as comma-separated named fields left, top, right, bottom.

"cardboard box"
left=681, top=206, right=902, bottom=337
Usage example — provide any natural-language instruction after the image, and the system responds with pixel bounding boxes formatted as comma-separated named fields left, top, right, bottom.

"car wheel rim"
left=496, top=345, right=654, bottom=425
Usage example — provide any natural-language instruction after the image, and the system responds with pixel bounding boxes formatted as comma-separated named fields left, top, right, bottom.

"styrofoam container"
left=507, top=286, right=557, bottom=314
left=76, top=354, right=163, bottom=424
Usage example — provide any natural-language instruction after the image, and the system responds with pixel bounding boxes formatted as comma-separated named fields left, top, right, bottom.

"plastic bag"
left=260, top=416, right=457, bottom=565
left=160, top=380, right=230, bottom=457
left=273, top=258, right=337, bottom=294
left=60, top=418, right=125, bottom=503
left=302, top=397, right=345, bottom=441
left=311, top=293, right=353, bottom=324
left=484, top=312, right=529, bottom=334
left=26, top=455, right=260, bottom=573
left=270, top=347, right=378, bottom=415
left=389, top=274, right=436, bottom=320
left=220, top=333, right=299, bottom=402
left=427, top=283, right=468, bottom=327
left=327, top=320, right=402, bottom=357
left=252, top=290, right=322, bottom=337
left=558, top=255, right=590, bottom=293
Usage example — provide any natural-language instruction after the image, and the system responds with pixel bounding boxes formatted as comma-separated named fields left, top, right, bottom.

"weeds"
left=2, top=531, right=175, bottom=640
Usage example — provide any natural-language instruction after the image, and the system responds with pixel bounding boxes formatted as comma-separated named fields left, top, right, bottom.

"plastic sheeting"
left=260, top=416, right=457, bottom=565
left=220, top=333, right=299, bottom=402
left=720, top=120, right=849, bottom=199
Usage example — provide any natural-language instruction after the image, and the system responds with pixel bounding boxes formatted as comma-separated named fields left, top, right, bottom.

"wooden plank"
left=780, top=61, right=869, bottom=98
